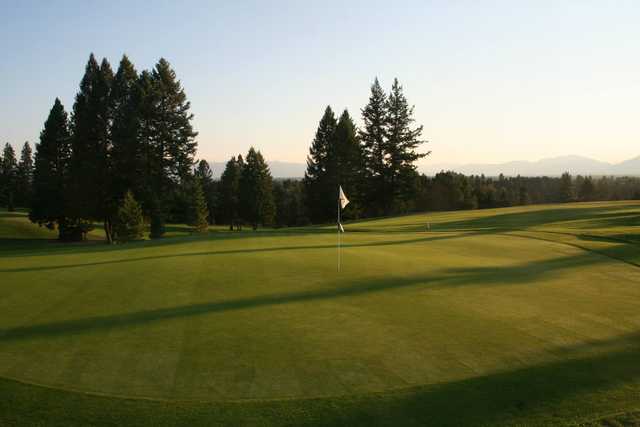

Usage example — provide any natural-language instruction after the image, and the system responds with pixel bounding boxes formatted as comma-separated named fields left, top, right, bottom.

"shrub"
left=114, top=191, right=145, bottom=243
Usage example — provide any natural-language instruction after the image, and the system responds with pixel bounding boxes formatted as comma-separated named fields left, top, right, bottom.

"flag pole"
left=337, top=186, right=341, bottom=272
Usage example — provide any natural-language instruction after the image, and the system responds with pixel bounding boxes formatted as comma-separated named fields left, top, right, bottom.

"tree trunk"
left=104, top=218, right=114, bottom=244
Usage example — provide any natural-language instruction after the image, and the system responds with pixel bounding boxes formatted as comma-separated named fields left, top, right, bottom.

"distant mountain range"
left=209, top=155, right=640, bottom=178
left=422, top=155, right=640, bottom=177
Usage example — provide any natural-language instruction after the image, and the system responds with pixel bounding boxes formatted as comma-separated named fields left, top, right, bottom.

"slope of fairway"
left=1, top=202, right=640, bottom=426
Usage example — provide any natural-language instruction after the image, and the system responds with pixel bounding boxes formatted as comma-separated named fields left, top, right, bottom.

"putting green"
left=1, top=201, right=640, bottom=425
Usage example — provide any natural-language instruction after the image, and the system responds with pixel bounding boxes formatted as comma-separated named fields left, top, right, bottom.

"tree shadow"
left=0, top=231, right=483, bottom=273
left=435, top=204, right=640, bottom=232
left=309, top=332, right=640, bottom=426
left=0, top=248, right=619, bottom=344
left=0, top=224, right=351, bottom=258
left=1, top=318, right=639, bottom=426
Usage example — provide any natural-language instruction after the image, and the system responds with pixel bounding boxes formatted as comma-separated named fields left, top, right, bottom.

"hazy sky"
left=2, top=1, right=639, bottom=167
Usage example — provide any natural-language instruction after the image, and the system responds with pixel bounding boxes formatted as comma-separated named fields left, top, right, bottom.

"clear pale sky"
left=2, top=1, right=639, bottom=166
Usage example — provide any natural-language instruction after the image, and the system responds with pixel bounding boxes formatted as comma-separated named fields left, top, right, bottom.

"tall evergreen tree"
left=1, top=143, right=17, bottom=211
left=239, top=148, right=275, bottom=230
left=303, top=106, right=337, bottom=223
left=217, top=156, right=243, bottom=229
left=359, top=78, right=389, bottom=215
left=194, top=159, right=216, bottom=224
left=16, top=141, right=33, bottom=207
left=137, top=69, right=165, bottom=236
left=69, top=54, right=114, bottom=241
left=111, top=55, right=142, bottom=209
left=188, top=178, right=210, bottom=232
left=384, top=78, right=428, bottom=213
left=138, top=58, right=198, bottom=237
left=151, top=58, right=198, bottom=181
left=332, top=110, right=365, bottom=219
left=29, top=98, right=72, bottom=237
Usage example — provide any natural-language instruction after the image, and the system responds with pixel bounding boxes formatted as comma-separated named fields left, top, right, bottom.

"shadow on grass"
left=310, top=332, right=640, bottom=426
left=577, top=232, right=640, bottom=246
left=3, top=203, right=637, bottom=259
left=434, top=204, right=640, bottom=232
left=0, top=250, right=618, bottom=343
left=1, top=330, right=639, bottom=426
left=0, top=226, right=345, bottom=258
left=4, top=225, right=639, bottom=275
left=0, top=231, right=483, bottom=273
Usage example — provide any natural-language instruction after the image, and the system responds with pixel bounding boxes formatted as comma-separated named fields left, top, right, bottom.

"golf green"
left=1, top=201, right=639, bottom=425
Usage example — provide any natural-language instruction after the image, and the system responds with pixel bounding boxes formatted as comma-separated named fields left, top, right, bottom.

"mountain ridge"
left=207, top=155, right=640, bottom=178
left=423, top=155, right=640, bottom=177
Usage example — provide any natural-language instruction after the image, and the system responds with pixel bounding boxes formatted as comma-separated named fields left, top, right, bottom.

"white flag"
left=338, top=186, right=349, bottom=209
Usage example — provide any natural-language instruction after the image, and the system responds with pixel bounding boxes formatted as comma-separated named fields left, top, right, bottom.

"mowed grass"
left=1, top=201, right=640, bottom=426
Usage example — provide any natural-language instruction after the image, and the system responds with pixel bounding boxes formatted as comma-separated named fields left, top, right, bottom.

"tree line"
left=262, top=173, right=640, bottom=228
left=3, top=62, right=639, bottom=240
left=412, top=172, right=640, bottom=212
left=0, top=142, right=33, bottom=211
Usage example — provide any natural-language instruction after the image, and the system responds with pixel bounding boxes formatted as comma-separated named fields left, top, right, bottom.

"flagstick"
left=337, top=188, right=341, bottom=272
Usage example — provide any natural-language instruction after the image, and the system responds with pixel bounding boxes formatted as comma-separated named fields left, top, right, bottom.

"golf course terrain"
left=1, top=201, right=640, bottom=426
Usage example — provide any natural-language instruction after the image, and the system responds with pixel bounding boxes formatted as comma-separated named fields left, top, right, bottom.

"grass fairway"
left=1, top=201, right=640, bottom=426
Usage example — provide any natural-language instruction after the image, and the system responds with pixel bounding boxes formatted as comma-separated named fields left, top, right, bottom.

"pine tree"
left=359, top=78, right=389, bottom=215
left=69, top=54, right=114, bottom=241
left=188, top=178, right=210, bottom=233
left=217, top=156, right=243, bottom=230
left=239, top=148, right=275, bottom=230
left=333, top=110, right=365, bottom=219
left=137, top=59, right=198, bottom=237
left=151, top=58, right=198, bottom=181
left=137, top=70, right=167, bottom=241
left=194, top=159, right=216, bottom=224
left=385, top=78, right=428, bottom=213
left=16, top=142, right=33, bottom=207
left=303, top=106, right=337, bottom=223
left=137, top=70, right=163, bottom=220
left=29, top=98, right=72, bottom=236
left=1, top=143, right=17, bottom=211
left=111, top=55, right=142, bottom=210
left=113, top=190, right=145, bottom=242
left=303, top=107, right=366, bottom=223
